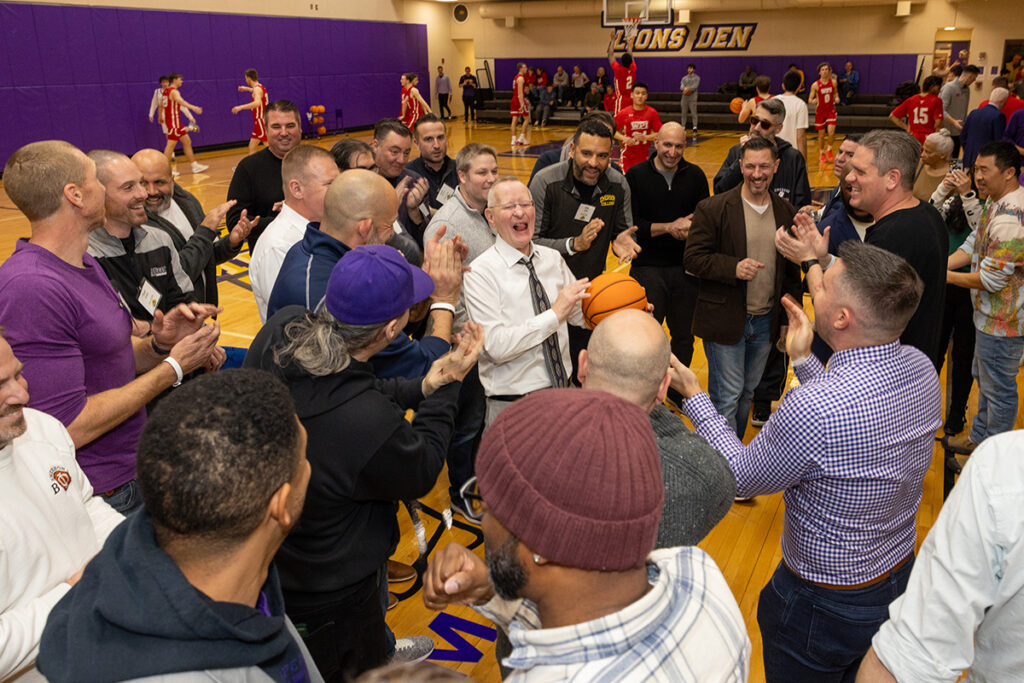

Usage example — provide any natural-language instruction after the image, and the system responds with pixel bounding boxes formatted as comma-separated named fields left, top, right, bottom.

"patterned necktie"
left=520, top=255, right=569, bottom=388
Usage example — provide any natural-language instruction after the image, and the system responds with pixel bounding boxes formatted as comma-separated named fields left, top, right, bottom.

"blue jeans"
left=704, top=313, right=773, bottom=439
left=970, top=329, right=1024, bottom=444
left=758, top=558, right=914, bottom=683
left=98, top=479, right=141, bottom=515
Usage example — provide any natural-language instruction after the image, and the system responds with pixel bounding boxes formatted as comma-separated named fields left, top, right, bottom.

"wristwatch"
left=800, top=259, right=820, bottom=274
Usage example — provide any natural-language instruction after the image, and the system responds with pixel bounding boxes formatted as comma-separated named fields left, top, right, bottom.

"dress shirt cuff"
left=793, top=353, right=825, bottom=383
left=565, top=237, right=576, bottom=255
left=538, top=308, right=561, bottom=336
left=790, top=354, right=811, bottom=369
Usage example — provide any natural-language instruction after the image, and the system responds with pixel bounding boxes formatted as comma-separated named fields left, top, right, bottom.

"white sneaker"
left=517, top=135, right=527, bottom=145
left=172, top=170, right=180, bottom=178
left=511, top=137, right=519, bottom=147
left=390, top=636, right=434, bottom=664
left=190, top=162, right=209, bottom=174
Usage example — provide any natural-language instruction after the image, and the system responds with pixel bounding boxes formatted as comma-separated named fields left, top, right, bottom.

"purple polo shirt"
left=0, top=241, right=142, bottom=491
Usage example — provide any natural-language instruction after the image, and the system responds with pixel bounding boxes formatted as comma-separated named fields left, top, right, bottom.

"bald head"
left=132, top=148, right=175, bottom=212
left=3, top=140, right=91, bottom=222
left=581, top=309, right=671, bottom=410
left=654, top=122, right=686, bottom=172
left=320, top=169, right=398, bottom=246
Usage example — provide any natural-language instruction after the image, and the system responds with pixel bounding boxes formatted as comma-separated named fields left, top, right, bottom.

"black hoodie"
left=38, top=509, right=322, bottom=683
left=712, top=136, right=812, bottom=209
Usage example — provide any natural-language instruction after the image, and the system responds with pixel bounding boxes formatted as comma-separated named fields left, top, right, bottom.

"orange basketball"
left=581, top=271, right=648, bottom=329
left=730, top=97, right=744, bottom=114
left=317, top=105, right=326, bottom=113
left=316, top=125, right=327, bottom=135
left=309, top=105, right=317, bottom=113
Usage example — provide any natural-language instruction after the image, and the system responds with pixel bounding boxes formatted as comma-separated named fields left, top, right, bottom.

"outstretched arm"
left=413, top=87, right=432, bottom=113
left=170, top=89, right=202, bottom=115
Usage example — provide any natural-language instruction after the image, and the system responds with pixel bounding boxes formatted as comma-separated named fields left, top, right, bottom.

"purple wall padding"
left=0, top=3, right=429, bottom=165
left=496, top=55, right=918, bottom=95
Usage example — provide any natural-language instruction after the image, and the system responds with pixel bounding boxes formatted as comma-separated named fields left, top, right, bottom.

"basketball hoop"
left=622, top=16, right=642, bottom=46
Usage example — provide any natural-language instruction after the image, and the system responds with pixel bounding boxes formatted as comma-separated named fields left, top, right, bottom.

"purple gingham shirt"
left=685, top=341, right=941, bottom=585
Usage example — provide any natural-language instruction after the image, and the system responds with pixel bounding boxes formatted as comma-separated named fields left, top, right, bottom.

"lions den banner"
left=611, top=22, right=757, bottom=53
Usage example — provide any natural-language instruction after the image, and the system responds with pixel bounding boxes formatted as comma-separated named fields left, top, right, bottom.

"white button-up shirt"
left=249, top=203, right=309, bottom=322
left=463, top=238, right=583, bottom=397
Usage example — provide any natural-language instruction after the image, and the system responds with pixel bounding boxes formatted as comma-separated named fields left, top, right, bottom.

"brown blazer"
left=683, top=185, right=802, bottom=345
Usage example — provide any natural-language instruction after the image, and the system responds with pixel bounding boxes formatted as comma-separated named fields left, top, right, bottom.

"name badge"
left=137, top=278, right=162, bottom=317
left=437, top=183, right=456, bottom=205
left=574, top=204, right=596, bottom=222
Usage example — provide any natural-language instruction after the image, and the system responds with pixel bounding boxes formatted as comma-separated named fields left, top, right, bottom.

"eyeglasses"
left=496, top=201, right=534, bottom=212
left=749, top=116, right=776, bottom=131
left=458, top=477, right=484, bottom=522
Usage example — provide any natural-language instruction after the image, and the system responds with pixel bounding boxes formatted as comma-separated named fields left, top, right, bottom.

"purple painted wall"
left=0, top=3, right=428, bottom=164
left=497, top=55, right=918, bottom=95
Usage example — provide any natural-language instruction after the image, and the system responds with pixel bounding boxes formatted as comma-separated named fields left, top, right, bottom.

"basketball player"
left=889, top=76, right=945, bottom=144
left=510, top=62, right=530, bottom=147
left=809, top=62, right=839, bottom=165
left=232, top=69, right=269, bottom=155
left=160, top=73, right=208, bottom=175
left=607, top=28, right=637, bottom=116
left=399, top=73, right=431, bottom=130
left=614, top=82, right=662, bottom=173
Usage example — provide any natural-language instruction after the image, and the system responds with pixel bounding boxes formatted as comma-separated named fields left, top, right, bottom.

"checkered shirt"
left=476, top=546, right=749, bottom=681
left=685, top=341, right=941, bottom=585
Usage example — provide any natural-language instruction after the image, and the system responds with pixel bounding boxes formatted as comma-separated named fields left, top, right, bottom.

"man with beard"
left=0, top=331, right=124, bottom=681
left=133, top=148, right=253, bottom=307
left=421, top=388, right=749, bottom=680
left=227, top=100, right=302, bottom=249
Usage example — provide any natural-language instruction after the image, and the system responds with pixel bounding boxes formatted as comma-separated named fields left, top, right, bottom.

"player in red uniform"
left=160, top=73, right=208, bottom=175
left=510, top=62, right=531, bottom=146
left=809, top=62, right=839, bottom=165
left=613, top=82, right=662, bottom=173
left=231, top=68, right=269, bottom=154
left=607, top=29, right=637, bottom=116
left=889, top=75, right=945, bottom=144
left=399, top=73, right=431, bottom=130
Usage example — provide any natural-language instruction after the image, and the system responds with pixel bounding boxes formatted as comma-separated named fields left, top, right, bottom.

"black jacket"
left=713, top=137, right=812, bottom=209
left=530, top=160, right=629, bottom=279
left=626, top=157, right=710, bottom=268
left=243, top=306, right=460, bottom=596
left=145, top=184, right=241, bottom=306
left=38, top=510, right=319, bottom=683
left=684, top=186, right=802, bottom=345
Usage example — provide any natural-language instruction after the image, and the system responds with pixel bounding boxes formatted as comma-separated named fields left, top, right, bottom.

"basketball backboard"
left=601, top=0, right=674, bottom=27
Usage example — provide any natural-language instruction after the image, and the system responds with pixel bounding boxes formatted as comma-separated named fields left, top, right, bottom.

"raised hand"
left=612, top=225, right=641, bottom=264
left=423, top=543, right=493, bottom=610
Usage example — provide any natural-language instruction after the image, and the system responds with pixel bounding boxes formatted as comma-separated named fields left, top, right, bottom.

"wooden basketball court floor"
left=2, top=122, right=1022, bottom=682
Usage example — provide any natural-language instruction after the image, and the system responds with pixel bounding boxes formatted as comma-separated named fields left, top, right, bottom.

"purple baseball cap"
left=325, top=245, right=434, bottom=325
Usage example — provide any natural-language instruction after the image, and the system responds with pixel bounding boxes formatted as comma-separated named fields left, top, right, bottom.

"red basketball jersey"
left=400, top=86, right=422, bottom=128
left=161, top=86, right=183, bottom=136
left=614, top=105, right=662, bottom=173
left=251, top=83, right=268, bottom=122
left=892, top=94, right=944, bottom=143
left=510, top=74, right=527, bottom=115
left=816, top=78, right=837, bottom=115
left=611, top=59, right=637, bottom=98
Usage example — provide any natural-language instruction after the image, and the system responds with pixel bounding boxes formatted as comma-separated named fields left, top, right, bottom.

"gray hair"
left=486, top=176, right=526, bottom=208
left=86, top=148, right=130, bottom=184
left=273, top=308, right=388, bottom=376
left=858, top=130, right=920, bottom=191
left=924, top=130, right=954, bottom=159
left=758, top=97, right=786, bottom=123
left=836, top=240, right=923, bottom=340
left=455, top=142, right=497, bottom=174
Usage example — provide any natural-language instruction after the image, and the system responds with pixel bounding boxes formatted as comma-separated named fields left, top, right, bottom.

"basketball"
left=581, top=272, right=648, bottom=329
left=730, top=97, right=744, bottom=114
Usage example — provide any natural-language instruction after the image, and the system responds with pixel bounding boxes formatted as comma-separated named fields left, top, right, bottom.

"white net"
left=623, top=16, right=642, bottom=45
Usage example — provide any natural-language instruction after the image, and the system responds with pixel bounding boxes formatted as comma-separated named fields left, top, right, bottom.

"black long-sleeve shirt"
left=226, top=147, right=283, bottom=250
left=626, top=158, right=710, bottom=268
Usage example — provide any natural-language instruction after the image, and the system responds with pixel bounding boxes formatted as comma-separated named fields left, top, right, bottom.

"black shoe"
left=944, top=412, right=966, bottom=435
left=750, top=404, right=771, bottom=427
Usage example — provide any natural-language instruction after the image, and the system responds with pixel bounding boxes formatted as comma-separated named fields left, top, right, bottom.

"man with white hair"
left=960, top=87, right=1009, bottom=168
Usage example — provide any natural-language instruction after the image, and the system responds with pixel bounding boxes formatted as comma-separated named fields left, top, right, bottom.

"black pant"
left=284, top=568, right=388, bottom=683
left=438, top=93, right=452, bottom=118
left=951, top=134, right=962, bottom=159
left=631, top=266, right=699, bottom=367
left=567, top=324, right=592, bottom=386
left=752, top=335, right=789, bottom=408
left=448, top=365, right=486, bottom=503
left=937, top=283, right=976, bottom=420
left=463, top=95, right=476, bottom=121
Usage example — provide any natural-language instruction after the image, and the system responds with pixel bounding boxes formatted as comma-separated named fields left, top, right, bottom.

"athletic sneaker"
left=751, top=404, right=771, bottom=427
left=511, top=136, right=518, bottom=147
left=171, top=170, right=180, bottom=178
left=818, top=153, right=828, bottom=166
left=190, top=162, right=209, bottom=174
left=391, top=637, right=435, bottom=665
left=450, top=496, right=481, bottom=526
left=826, top=148, right=835, bottom=162
left=517, top=135, right=527, bottom=145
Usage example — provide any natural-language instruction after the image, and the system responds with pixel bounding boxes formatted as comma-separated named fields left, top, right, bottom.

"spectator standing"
left=679, top=63, right=700, bottom=136
left=434, top=66, right=453, bottom=120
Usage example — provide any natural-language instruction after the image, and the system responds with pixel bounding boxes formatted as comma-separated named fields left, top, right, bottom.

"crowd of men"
left=2, top=47, right=1023, bottom=682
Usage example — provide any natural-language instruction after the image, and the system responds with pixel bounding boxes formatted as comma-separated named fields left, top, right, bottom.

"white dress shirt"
left=249, top=203, right=310, bottom=322
left=463, top=238, right=584, bottom=397
left=872, top=429, right=1024, bottom=682
left=0, top=409, right=124, bottom=681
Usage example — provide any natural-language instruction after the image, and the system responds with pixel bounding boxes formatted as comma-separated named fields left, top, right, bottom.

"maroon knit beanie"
left=476, top=388, right=664, bottom=571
